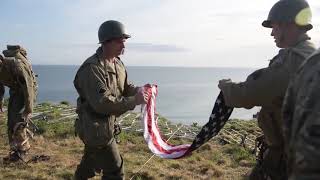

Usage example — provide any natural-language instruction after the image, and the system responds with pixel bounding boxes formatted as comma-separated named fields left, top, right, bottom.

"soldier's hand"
left=143, top=83, right=152, bottom=88
left=135, top=89, right=150, bottom=105
left=218, top=79, right=232, bottom=90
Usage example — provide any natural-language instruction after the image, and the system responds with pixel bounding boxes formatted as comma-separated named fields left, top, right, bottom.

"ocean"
left=8, top=65, right=261, bottom=125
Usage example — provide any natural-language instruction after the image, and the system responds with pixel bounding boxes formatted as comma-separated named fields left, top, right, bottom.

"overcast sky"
left=1, top=0, right=320, bottom=67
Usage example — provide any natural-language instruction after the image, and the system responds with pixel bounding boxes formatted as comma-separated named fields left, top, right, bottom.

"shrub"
left=60, top=101, right=70, bottom=105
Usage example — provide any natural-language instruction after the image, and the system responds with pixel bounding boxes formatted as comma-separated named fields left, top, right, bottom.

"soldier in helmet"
left=282, top=46, right=320, bottom=180
left=73, top=20, right=149, bottom=180
left=218, top=0, right=316, bottom=179
left=0, top=45, right=37, bottom=162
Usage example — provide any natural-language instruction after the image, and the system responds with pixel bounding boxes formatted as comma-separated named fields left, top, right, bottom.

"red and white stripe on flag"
left=141, top=85, right=191, bottom=159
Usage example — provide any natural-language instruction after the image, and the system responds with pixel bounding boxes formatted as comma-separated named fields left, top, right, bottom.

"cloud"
left=2, top=0, right=320, bottom=67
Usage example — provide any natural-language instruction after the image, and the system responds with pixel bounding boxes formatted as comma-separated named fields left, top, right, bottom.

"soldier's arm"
left=123, top=71, right=139, bottom=97
left=289, top=68, right=320, bottom=179
left=15, top=63, right=35, bottom=115
left=79, top=65, right=137, bottom=116
left=219, top=66, right=289, bottom=108
left=218, top=52, right=303, bottom=108
left=117, top=60, right=138, bottom=96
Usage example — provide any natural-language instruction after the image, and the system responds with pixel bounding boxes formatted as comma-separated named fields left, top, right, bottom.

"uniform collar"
left=103, top=59, right=116, bottom=73
left=96, top=47, right=121, bottom=73
left=291, top=33, right=310, bottom=47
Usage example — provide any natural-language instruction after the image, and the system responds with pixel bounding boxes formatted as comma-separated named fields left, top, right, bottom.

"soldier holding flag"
left=218, top=0, right=316, bottom=179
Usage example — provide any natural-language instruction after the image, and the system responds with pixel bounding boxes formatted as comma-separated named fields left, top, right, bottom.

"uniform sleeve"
left=15, top=62, right=35, bottom=114
left=0, top=83, right=4, bottom=104
left=78, top=64, right=137, bottom=116
left=219, top=64, right=290, bottom=108
left=282, top=80, right=296, bottom=143
left=219, top=51, right=302, bottom=108
left=289, top=68, right=320, bottom=179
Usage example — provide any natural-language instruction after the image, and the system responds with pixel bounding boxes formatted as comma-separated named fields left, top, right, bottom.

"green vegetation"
left=3, top=97, right=9, bottom=106
left=36, top=119, right=75, bottom=138
left=0, top=102, right=258, bottom=179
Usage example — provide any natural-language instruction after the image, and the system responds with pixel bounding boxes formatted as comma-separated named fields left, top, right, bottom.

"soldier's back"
left=0, top=57, right=19, bottom=87
left=283, top=48, right=320, bottom=178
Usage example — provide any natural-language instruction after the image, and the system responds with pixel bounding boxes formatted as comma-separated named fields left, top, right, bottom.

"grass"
left=0, top=103, right=258, bottom=180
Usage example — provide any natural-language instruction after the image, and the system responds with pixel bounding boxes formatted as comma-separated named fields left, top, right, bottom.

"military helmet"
left=262, top=0, right=312, bottom=30
left=98, top=20, right=131, bottom=43
left=6, top=45, right=27, bottom=56
left=3, top=45, right=27, bottom=57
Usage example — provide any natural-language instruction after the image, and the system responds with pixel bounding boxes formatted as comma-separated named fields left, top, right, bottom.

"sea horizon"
left=32, top=64, right=262, bottom=69
left=5, top=65, right=260, bottom=125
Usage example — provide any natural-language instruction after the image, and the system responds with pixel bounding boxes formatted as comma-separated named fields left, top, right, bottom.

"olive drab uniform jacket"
left=219, top=34, right=316, bottom=147
left=0, top=47, right=37, bottom=115
left=74, top=47, right=138, bottom=147
left=282, top=48, right=320, bottom=179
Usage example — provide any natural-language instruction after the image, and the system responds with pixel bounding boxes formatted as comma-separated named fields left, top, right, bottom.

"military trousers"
left=249, top=146, right=287, bottom=180
left=7, top=88, right=30, bottom=152
left=75, top=140, right=124, bottom=180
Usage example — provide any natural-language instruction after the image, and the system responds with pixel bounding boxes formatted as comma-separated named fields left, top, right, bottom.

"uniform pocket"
left=79, top=110, right=114, bottom=147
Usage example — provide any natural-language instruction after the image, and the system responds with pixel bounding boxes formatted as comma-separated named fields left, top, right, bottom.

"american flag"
left=141, top=85, right=233, bottom=159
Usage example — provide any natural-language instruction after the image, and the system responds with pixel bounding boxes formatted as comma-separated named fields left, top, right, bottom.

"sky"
left=1, top=0, right=320, bottom=68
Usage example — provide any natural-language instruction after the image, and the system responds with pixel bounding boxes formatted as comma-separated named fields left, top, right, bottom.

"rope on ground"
left=129, top=124, right=184, bottom=180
